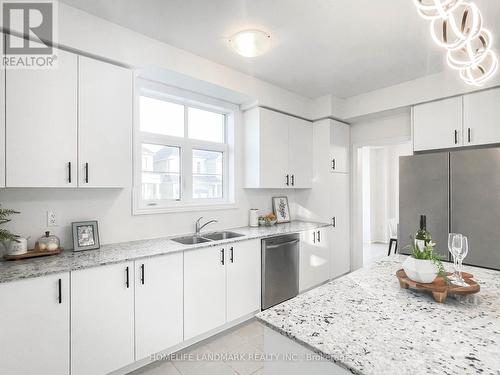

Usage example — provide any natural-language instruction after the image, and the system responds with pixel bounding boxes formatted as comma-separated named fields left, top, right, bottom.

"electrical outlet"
left=47, top=211, right=57, bottom=227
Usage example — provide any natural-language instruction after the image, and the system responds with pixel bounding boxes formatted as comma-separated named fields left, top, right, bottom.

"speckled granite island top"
left=257, top=256, right=500, bottom=375
left=0, top=220, right=329, bottom=284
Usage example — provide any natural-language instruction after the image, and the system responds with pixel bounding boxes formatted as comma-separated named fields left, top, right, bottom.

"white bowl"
left=402, top=257, right=439, bottom=284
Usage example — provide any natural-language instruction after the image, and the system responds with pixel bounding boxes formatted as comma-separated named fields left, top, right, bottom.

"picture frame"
left=72, top=221, right=100, bottom=252
left=272, top=196, right=291, bottom=223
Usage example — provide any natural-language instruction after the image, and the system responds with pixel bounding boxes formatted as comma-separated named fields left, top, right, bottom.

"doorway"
left=360, top=142, right=412, bottom=266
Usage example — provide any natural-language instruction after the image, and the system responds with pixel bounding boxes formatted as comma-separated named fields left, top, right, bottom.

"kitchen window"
left=134, top=81, right=235, bottom=214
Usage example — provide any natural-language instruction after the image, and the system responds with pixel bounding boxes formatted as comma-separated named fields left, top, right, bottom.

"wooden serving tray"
left=396, top=269, right=480, bottom=303
left=3, top=247, right=63, bottom=261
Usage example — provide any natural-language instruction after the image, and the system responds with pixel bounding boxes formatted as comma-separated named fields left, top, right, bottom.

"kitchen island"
left=257, top=256, right=500, bottom=375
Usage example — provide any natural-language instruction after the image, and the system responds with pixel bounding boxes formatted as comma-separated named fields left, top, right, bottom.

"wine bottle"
left=415, top=215, right=431, bottom=250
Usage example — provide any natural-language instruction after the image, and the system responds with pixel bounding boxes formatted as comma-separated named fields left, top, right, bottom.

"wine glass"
left=448, top=233, right=460, bottom=281
left=455, top=236, right=469, bottom=287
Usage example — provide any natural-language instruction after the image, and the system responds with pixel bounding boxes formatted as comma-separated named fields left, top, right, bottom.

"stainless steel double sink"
left=171, top=231, right=244, bottom=245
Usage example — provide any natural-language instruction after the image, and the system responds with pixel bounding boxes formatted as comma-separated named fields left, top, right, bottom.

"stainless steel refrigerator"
left=399, top=148, right=500, bottom=271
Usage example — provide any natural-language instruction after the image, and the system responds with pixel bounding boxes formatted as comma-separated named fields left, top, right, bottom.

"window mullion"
left=183, top=143, right=193, bottom=203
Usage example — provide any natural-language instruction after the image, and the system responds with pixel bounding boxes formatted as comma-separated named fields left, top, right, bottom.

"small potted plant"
left=402, top=239, right=447, bottom=284
left=0, top=205, right=20, bottom=254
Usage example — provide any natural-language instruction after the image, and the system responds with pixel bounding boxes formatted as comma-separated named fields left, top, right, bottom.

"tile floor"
left=129, top=319, right=265, bottom=375
left=363, top=242, right=389, bottom=266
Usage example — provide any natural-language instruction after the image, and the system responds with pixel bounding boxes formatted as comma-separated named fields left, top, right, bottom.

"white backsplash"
left=0, top=187, right=297, bottom=250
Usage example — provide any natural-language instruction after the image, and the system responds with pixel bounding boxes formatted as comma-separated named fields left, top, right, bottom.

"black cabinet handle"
left=220, top=249, right=225, bottom=265
left=85, top=162, right=89, bottom=183
left=230, top=247, right=234, bottom=263
left=332, top=217, right=336, bottom=228
left=68, top=162, right=72, bottom=183
left=454, top=130, right=458, bottom=145
left=332, top=159, right=336, bottom=170
left=468, top=128, right=471, bottom=143
left=285, top=174, right=290, bottom=186
left=140, top=264, right=145, bottom=285
left=313, top=231, right=316, bottom=243
left=317, top=230, right=321, bottom=243
left=291, top=174, right=295, bottom=186
left=58, top=278, right=62, bottom=304
left=126, top=266, right=130, bottom=288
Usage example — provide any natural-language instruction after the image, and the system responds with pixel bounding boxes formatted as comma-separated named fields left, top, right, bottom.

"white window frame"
left=133, top=79, right=236, bottom=215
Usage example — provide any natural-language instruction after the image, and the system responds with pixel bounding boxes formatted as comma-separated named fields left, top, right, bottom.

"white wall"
left=0, top=4, right=315, bottom=251
left=0, top=107, right=297, bottom=251
left=361, top=148, right=371, bottom=244
left=50, top=4, right=312, bottom=119
left=362, top=143, right=412, bottom=244
left=350, top=110, right=412, bottom=270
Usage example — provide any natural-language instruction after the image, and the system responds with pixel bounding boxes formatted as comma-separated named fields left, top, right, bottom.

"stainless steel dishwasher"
left=261, top=234, right=300, bottom=310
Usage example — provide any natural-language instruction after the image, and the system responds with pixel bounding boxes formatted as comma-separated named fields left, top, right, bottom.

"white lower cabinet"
left=135, top=253, right=183, bottom=360
left=0, top=273, right=70, bottom=375
left=184, top=239, right=261, bottom=340
left=299, top=228, right=330, bottom=292
left=226, top=239, right=261, bottom=321
left=71, top=262, right=135, bottom=375
left=184, top=246, right=227, bottom=340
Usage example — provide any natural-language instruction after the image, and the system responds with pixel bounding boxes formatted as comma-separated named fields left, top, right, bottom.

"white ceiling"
left=59, top=0, right=500, bottom=98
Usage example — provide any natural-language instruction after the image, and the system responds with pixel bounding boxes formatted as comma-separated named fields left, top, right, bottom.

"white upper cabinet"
left=78, top=57, right=133, bottom=187
left=6, top=48, right=78, bottom=187
left=4, top=48, right=132, bottom=188
left=71, top=262, right=135, bottom=375
left=135, top=253, right=183, bottom=360
left=184, top=246, right=227, bottom=340
left=289, top=116, right=313, bottom=188
left=244, top=107, right=313, bottom=188
left=413, top=97, right=463, bottom=151
left=312, top=119, right=350, bottom=175
left=226, top=239, right=261, bottom=322
left=330, top=121, right=350, bottom=173
left=463, top=88, right=500, bottom=147
left=0, top=273, right=70, bottom=375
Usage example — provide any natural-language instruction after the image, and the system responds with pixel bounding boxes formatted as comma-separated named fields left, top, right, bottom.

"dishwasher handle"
left=265, top=239, right=299, bottom=249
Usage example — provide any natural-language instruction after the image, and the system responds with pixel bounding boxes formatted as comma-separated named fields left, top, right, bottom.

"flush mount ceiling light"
left=413, top=0, right=498, bottom=86
left=228, top=29, right=271, bottom=57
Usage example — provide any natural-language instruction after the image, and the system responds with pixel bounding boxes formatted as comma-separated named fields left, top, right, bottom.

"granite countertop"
left=257, top=255, right=500, bottom=375
left=0, top=220, right=329, bottom=284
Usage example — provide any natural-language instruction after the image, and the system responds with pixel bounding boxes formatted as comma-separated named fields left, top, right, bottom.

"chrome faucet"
left=195, top=217, right=218, bottom=236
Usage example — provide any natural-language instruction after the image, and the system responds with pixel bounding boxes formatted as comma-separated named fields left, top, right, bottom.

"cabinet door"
left=184, top=246, right=226, bottom=340
left=71, top=262, right=134, bottom=375
left=0, top=273, right=70, bottom=375
left=78, top=57, right=132, bottom=187
left=299, top=229, right=330, bottom=292
left=259, top=108, right=290, bottom=188
left=463, top=88, right=500, bottom=146
left=330, top=173, right=351, bottom=279
left=413, top=97, right=462, bottom=151
left=226, top=239, right=261, bottom=321
left=289, top=117, right=313, bottom=188
left=330, top=121, right=350, bottom=173
left=6, top=48, right=77, bottom=187
left=135, top=253, right=183, bottom=360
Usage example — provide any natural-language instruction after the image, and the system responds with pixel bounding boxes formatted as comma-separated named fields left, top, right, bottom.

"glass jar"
left=36, top=231, right=60, bottom=251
